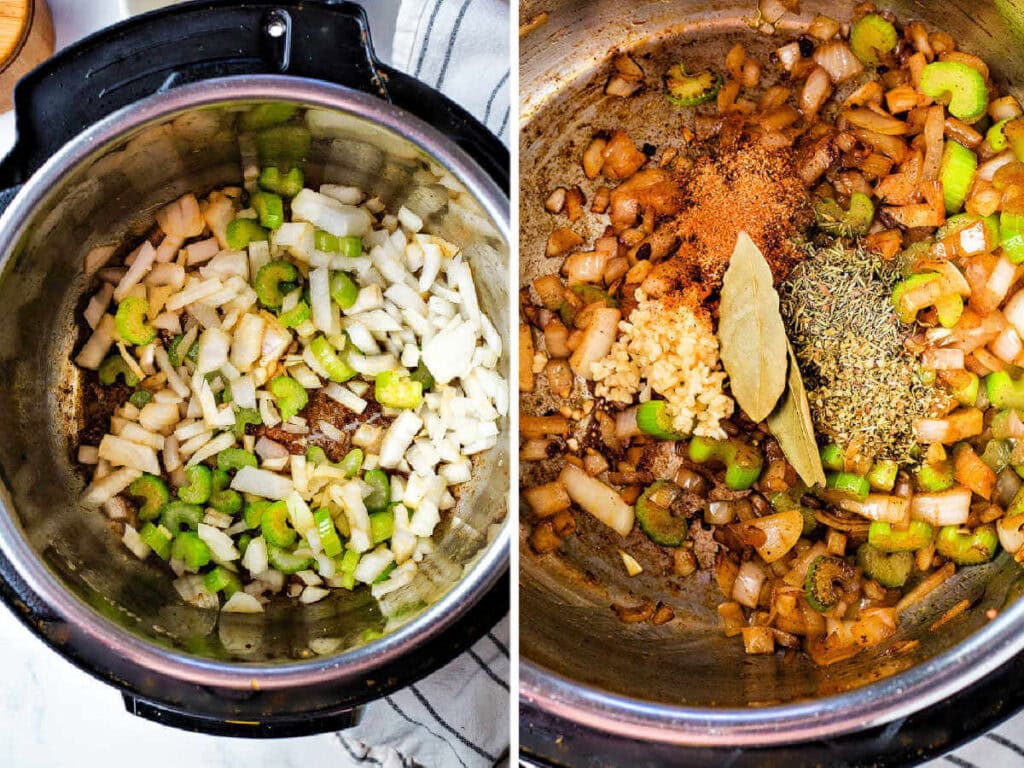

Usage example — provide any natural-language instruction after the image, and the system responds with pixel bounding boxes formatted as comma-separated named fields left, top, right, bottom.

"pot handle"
left=123, top=695, right=361, bottom=737
left=0, top=0, right=390, bottom=186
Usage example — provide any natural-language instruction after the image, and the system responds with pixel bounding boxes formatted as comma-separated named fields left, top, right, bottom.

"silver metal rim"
left=521, top=584, right=1024, bottom=746
left=0, top=75, right=509, bottom=689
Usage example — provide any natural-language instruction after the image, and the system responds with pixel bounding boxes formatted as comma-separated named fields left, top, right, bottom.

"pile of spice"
left=644, top=140, right=812, bottom=298
left=779, top=244, right=949, bottom=463
left=591, top=288, right=733, bottom=439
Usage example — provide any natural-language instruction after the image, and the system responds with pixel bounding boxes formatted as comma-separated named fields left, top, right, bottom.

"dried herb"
left=779, top=243, right=949, bottom=463
left=768, top=341, right=827, bottom=487
left=718, top=231, right=789, bottom=422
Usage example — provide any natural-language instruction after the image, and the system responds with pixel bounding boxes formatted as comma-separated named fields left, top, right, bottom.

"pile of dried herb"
left=779, top=244, right=948, bottom=463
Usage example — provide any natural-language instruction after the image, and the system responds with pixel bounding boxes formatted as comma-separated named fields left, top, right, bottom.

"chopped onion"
left=221, top=592, right=265, bottom=613
left=732, top=560, right=765, bottom=608
left=559, top=463, right=634, bottom=536
left=813, top=41, right=864, bottom=83
left=198, top=523, right=240, bottom=562
left=910, top=487, right=972, bottom=526
left=230, top=466, right=293, bottom=499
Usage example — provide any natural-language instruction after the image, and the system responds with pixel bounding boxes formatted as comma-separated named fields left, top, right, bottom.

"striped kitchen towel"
left=391, top=0, right=511, bottom=145
left=337, top=615, right=510, bottom=768
left=931, top=719, right=1024, bottom=767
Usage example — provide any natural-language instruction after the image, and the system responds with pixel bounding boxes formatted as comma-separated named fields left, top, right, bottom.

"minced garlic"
left=591, top=291, right=733, bottom=438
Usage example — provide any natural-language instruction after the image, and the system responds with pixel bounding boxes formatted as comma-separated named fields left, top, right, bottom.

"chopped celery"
left=850, top=13, right=897, bottom=65
left=160, top=501, right=203, bottom=533
left=211, top=468, right=231, bottom=493
left=225, top=218, right=268, bottom=249
left=254, top=260, right=298, bottom=309
left=363, top=469, right=390, bottom=511
left=891, top=273, right=941, bottom=323
left=217, top=447, right=258, bottom=472
left=267, top=544, right=312, bottom=574
left=128, top=473, right=170, bottom=521
left=688, top=437, right=763, bottom=490
left=129, top=390, right=153, bottom=409
left=329, top=272, right=358, bottom=309
left=373, top=562, right=397, bottom=584
left=919, top=61, right=989, bottom=122
left=256, top=125, right=311, bottom=166
left=664, top=64, right=722, bottom=107
left=867, top=460, right=898, bottom=492
left=114, top=297, right=155, bottom=345
left=1000, top=210, right=1024, bottom=263
left=204, top=566, right=242, bottom=597
left=868, top=521, right=934, bottom=552
left=374, top=370, right=423, bottom=409
left=244, top=499, right=271, bottom=529
left=804, top=555, right=856, bottom=612
left=936, top=524, right=999, bottom=564
left=409, top=362, right=435, bottom=391
left=987, top=117, right=1012, bottom=151
left=168, top=333, right=198, bottom=366
left=251, top=190, right=284, bottom=230
left=635, top=400, right=686, bottom=440
left=310, top=336, right=356, bottom=382
left=258, top=166, right=304, bottom=198
left=261, top=500, right=297, bottom=547
left=278, top=301, right=310, bottom=328
left=240, top=103, right=297, bottom=131
left=269, top=375, right=308, bottom=420
left=980, top=439, right=1012, bottom=473
left=232, top=407, right=262, bottom=439
left=315, top=229, right=339, bottom=252
left=315, top=508, right=343, bottom=557
left=916, top=461, right=955, bottom=492
left=209, top=489, right=242, bottom=515
left=986, top=370, right=1024, bottom=409
left=636, top=480, right=688, bottom=546
left=172, top=532, right=211, bottom=571
left=338, top=548, right=361, bottom=575
left=370, top=508, right=395, bottom=544
left=139, top=523, right=172, bottom=560
left=238, top=533, right=252, bottom=556
left=338, top=236, right=362, bottom=258
left=940, top=141, right=977, bottom=214
left=825, top=472, right=870, bottom=500
left=177, top=465, right=212, bottom=505
left=815, top=193, right=875, bottom=236
left=857, top=543, right=913, bottom=588
left=819, top=444, right=844, bottom=473
left=339, top=448, right=363, bottom=477
left=306, top=446, right=329, bottom=465
left=98, top=355, right=140, bottom=387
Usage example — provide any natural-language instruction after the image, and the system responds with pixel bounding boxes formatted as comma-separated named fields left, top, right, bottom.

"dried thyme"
left=779, top=244, right=949, bottom=463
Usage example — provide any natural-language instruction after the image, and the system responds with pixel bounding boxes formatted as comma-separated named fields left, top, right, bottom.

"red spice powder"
left=645, top=141, right=812, bottom=299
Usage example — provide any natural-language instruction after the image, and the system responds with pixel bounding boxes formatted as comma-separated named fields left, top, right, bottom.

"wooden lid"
left=0, top=1, right=32, bottom=68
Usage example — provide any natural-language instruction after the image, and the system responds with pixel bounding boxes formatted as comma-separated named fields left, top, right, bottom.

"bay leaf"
left=768, top=341, right=827, bottom=488
left=717, top=231, right=789, bottom=423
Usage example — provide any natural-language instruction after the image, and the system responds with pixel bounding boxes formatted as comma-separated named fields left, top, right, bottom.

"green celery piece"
left=178, top=465, right=212, bottom=505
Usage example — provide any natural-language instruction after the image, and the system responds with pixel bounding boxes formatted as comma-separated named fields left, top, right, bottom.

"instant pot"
left=0, top=0, right=509, bottom=737
left=519, top=0, right=1024, bottom=764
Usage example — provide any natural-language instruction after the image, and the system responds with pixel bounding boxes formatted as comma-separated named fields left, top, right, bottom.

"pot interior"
left=0, top=92, right=508, bottom=663
left=519, top=0, right=1024, bottom=710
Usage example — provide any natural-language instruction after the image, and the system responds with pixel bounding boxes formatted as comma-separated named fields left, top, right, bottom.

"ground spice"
left=779, top=244, right=949, bottom=463
left=644, top=139, right=812, bottom=299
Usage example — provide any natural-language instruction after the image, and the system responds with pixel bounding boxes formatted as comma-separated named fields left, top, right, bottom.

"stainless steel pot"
left=0, top=1, right=509, bottom=735
left=519, top=0, right=1024, bottom=755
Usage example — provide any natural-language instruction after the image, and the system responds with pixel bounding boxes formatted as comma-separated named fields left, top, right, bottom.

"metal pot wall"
left=0, top=1, right=509, bottom=737
left=519, top=0, right=1024, bottom=762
